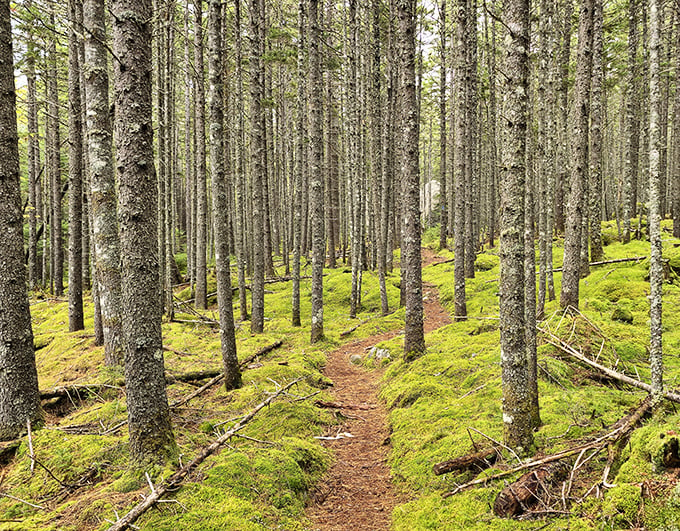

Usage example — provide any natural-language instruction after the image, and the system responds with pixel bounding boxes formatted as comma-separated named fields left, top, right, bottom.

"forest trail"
left=306, top=248, right=451, bottom=530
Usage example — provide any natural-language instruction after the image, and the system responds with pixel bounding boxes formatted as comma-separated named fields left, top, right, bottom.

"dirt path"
left=306, top=249, right=450, bottom=530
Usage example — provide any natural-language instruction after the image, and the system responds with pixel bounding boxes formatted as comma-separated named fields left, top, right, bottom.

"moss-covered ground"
left=383, top=221, right=680, bottom=530
left=6, top=219, right=680, bottom=529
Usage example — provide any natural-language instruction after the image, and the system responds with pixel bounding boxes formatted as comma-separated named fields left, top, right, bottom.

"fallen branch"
left=433, top=447, right=498, bottom=476
left=165, top=369, right=221, bottom=385
left=551, top=256, right=647, bottom=273
left=107, top=379, right=302, bottom=531
left=170, top=341, right=284, bottom=409
left=163, top=346, right=197, bottom=357
left=39, top=384, right=122, bottom=401
left=539, top=326, right=680, bottom=403
left=443, top=398, right=651, bottom=498
left=314, top=400, right=376, bottom=411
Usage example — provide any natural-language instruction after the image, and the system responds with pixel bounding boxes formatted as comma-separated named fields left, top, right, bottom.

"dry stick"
left=0, top=493, right=44, bottom=510
left=540, top=327, right=680, bottom=403
left=443, top=399, right=650, bottom=498
left=26, top=420, right=34, bottom=475
left=106, top=379, right=302, bottom=531
left=170, top=341, right=284, bottom=409
left=550, top=256, right=647, bottom=273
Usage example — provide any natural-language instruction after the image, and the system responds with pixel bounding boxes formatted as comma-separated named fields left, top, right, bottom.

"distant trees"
left=0, top=0, right=42, bottom=439
left=8, top=0, right=680, bottom=460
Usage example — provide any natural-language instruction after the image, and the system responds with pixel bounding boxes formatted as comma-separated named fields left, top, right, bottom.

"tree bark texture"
left=0, top=0, right=43, bottom=440
left=309, top=0, right=325, bottom=343
left=112, top=0, right=176, bottom=463
left=648, top=0, right=663, bottom=406
left=68, top=0, right=85, bottom=332
left=499, top=0, right=533, bottom=453
left=249, top=0, right=266, bottom=334
left=194, top=0, right=208, bottom=310
left=397, top=0, right=425, bottom=358
left=84, top=0, right=124, bottom=366
left=560, top=0, right=594, bottom=310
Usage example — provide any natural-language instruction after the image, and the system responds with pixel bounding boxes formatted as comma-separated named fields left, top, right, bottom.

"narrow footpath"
left=306, top=249, right=451, bottom=530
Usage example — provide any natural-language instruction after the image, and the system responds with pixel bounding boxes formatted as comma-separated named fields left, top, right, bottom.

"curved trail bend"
left=306, top=249, right=450, bottom=530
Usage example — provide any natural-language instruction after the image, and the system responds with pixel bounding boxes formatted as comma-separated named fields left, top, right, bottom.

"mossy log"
left=493, top=461, right=569, bottom=517
left=165, top=369, right=222, bottom=385
left=433, top=447, right=498, bottom=475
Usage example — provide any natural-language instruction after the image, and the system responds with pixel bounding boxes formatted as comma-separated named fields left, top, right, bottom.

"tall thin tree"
left=499, top=0, right=534, bottom=453
left=0, top=0, right=42, bottom=439
left=112, top=0, right=176, bottom=462
left=84, top=0, right=124, bottom=366
left=397, top=0, right=425, bottom=358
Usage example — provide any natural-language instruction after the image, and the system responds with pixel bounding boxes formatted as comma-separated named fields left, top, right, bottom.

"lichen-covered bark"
left=234, top=0, right=249, bottom=322
left=84, top=0, right=124, bottom=366
left=208, top=0, right=241, bottom=390
left=453, top=0, right=467, bottom=321
left=560, top=0, right=593, bottom=310
left=112, top=0, right=176, bottom=463
left=623, top=0, right=640, bottom=243
left=68, top=0, right=85, bottom=332
left=589, top=0, right=604, bottom=263
left=194, top=0, right=208, bottom=310
left=673, top=11, right=680, bottom=239
left=292, top=0, right=305, bottom=328
left=0, top=0, right=43, bottom=440
left=48, top=11, right=63, bottom=296
left=309, top=0, right=325, bottom=344
left=648, top=0, right=663, bottom=407
left=348, top=0, right=362, bottom=319
left=26, top=31, right=40, bottom=290
left=438, top=0, right=447, bottom=252
left=249, top=0, right=266, bottom=334
left=397, top=0, right=425, bottom=358
left=499, top=0, right=533, bottom=453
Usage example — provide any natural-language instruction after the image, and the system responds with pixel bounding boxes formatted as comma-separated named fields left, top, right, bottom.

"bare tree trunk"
left=26, top=28, right=40, bottom=290
left=589, top=0, right=604, bottom=262
left=84, top=0, right=124, bottom=366
left=397, top=0, right=425, bottom=359
left=68, top=0, right=84, bottom=332
left=560, top=0, right=593, bottom=310
left=208, top=0, right=241, bottom=390
left=309, top=0, right=325, bottom=343
left=112, top=0, right=176, bottom=463
left=453, top=0, right=467, bottom=320
left=48, top=10, right=63, bottom=296
left=349, top=0, right=362, bottom=319
left=648, top=0, right=663, bottom=407
left=0, top=0, right=42, bottom=439
left=194, top=0, right=208, bottom=310
left=292, top=0, right=305, bottom=328
left=673, top=7, right=680, bottom=238
left=439, top=0, right=448, bottom=250
left=249, top=0, right=266, bottom=333
left=623, top=0, right=640, bottom=243
left=499, top=0, right=533, bottom=454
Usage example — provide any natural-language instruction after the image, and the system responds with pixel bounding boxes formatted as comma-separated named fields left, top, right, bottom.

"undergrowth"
left=0, top=259, right=400, bottom=530
left=5, top=220, right=680, bottom=529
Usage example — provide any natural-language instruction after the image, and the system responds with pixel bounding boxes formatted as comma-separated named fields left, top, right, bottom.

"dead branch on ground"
left=106, top=379, right=302, bottom=531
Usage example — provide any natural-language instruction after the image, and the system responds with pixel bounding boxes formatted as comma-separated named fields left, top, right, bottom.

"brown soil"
left=306, top=248, right=451, bottom=530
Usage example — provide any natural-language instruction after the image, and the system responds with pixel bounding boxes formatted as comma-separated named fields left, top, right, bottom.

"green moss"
left=603, top=484, right=642, bottom=529
left=611, top=307, right=633, bottom=324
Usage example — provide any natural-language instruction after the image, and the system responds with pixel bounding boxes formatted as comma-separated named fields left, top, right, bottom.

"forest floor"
left=306, top=249, right=450, bottom=530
